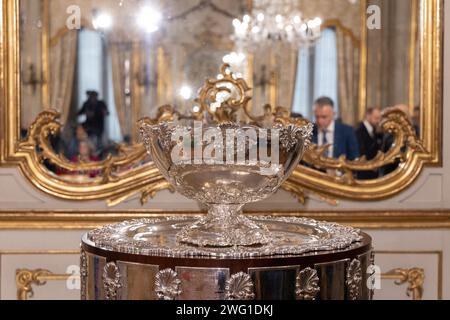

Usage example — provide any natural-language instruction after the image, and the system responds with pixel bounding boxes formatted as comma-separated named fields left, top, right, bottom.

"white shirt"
left=318, top=121, right=335, bottom=158
left=363, top=120, right=375, bottom=138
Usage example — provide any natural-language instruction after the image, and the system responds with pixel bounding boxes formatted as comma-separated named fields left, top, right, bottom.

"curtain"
left=279, top=47, right=299, bottom=112
left=49, top=31, right=78, bottom=124
left=137, top=44, right=159, bottom=118
left=292, top=47, right=312, bottom=119
left=336, top=28, right=360, bottom=126
left=314, top=28, right=339, bottom=114
left=292, top=28, right=339, bottom=120
left=106, top=52, right=123, bottom=143
left=109, top=42, right=130, bottom=139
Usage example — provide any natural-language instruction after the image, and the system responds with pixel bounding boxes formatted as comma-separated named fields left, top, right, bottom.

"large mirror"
left=0, top=0, right=441, bottom=204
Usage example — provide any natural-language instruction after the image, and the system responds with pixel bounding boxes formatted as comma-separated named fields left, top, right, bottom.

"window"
left=76, top=29, right=122, bottom=143
left=292, top=28, right=338, bottom=120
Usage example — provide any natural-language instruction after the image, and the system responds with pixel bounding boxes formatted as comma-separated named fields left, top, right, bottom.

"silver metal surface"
left=117, top=261, right=159, bottom=300
left=358, top=251, right=373, bottom=300
left=86, top=253, right=106, bottom=300
left=315, top=259, right=348, bottom=300
left=249, top=266, right=299, bottom=300
left=86, top=216, right=362, bottom=259
left=176, top=267, right=230, bottom=300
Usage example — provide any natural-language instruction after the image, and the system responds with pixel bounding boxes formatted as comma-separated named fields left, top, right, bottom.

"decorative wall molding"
left=2, top=210, right=450, bottom=230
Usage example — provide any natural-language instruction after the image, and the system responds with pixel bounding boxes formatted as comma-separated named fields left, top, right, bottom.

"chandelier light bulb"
left=137, top=6, right=162, bottom=33
left=223, top=52, right=246, bottom=65
left=252, top=26, right=260, bottom=34
left=93, top=12, right=113, bottom=30
left=275, top=15, right=283, bottom=24
left=179, top=86, right=193, bottom=100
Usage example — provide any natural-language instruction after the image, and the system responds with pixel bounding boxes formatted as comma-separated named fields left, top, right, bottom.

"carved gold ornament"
left=382, top=268, right=425, bottom=300
left=16, top=268, right=73, bottom=300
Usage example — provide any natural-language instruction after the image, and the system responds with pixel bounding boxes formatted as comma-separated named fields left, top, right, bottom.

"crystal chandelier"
left=233, top=0, right=322, bottom=51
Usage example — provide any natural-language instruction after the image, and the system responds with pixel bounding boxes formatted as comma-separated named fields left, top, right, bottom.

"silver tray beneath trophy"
left=86, top=216, right=362, bottom=259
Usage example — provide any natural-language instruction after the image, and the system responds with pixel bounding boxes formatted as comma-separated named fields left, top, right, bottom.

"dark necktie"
left=322, top=130, right=328, bottom=145
left=322, top=130, right=330, bottom=157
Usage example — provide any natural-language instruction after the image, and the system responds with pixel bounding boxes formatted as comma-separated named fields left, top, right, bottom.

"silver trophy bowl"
left=140, top=121, right=312, bottom=247
left=139, top=65, right=313, bottom=248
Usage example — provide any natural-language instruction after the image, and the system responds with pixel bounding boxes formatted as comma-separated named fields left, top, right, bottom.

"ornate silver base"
left=81, top=216, right=374, bottom=300
left=176, top=206, right=272, bottom=247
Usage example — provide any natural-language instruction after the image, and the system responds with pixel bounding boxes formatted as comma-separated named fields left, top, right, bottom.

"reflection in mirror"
left=19, top=0, right=421, bottom=185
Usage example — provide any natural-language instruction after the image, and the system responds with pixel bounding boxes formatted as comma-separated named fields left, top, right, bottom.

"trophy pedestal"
left=81, top=216, right=373, bottom=300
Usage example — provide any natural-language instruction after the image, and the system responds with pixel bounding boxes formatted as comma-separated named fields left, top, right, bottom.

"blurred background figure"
left=78, top=90, right=109, bottom=149
left=312, top=97, right=360, bottom=160
left=355, top=107, right=383, bottom=179
left=57, top=139, right=100, bottom=178
left=70, top=140, right=101, bottom=178
left=64, top=125, right=90, bottom=160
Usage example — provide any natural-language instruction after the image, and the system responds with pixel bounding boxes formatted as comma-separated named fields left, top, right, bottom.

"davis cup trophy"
left=81, top=65, right=374, bottom=300
left=140, top=64, right=313, bottom=248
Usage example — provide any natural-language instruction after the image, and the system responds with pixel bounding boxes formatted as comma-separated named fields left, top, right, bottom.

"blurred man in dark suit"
left=78, top=91, right=109, bottom=147
left=312, top=97, right=360, bottom=160
left=355, top=107, right=383, bottom=179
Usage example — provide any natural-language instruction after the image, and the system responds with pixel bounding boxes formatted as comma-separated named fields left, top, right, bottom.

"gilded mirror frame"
left=0, top=0, right=443, bottom=205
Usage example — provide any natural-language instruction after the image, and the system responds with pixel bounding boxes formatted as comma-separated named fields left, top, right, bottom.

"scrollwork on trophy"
left=80, top=248, right=88, bottom=301
left=295, top=267, right=320, bottom=300
left=225, top=272, right=255, bottom=300
left=103, top=262, right=122, bottom=300
left=346, top=259, right=362, bottom=300
left=280, top=124, right=314, bottom=152
left=154, top=269, right=182, bottom=300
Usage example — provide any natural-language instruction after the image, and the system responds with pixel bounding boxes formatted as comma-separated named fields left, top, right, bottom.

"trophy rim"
left=84, top=216, right=366, bottom=259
